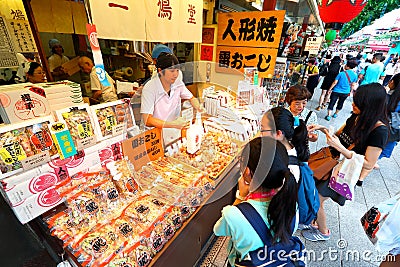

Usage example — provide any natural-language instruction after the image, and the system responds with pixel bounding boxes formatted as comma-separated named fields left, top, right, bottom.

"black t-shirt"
left=334, top=114, right=388, bottom=156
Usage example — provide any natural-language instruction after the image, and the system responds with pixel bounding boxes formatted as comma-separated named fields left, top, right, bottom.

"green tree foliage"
left=340, top=0, right=400, bottom=38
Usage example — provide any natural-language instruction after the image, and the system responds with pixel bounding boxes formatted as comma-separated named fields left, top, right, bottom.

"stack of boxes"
left=38, top=81, right=84, bottom=111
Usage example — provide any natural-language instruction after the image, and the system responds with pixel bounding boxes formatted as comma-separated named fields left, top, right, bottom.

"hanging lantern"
left=392, top=43, right=397, bottom=48
left=318, top=0, right=368, bottom=30
left=325, top=30, right=337, bottom=42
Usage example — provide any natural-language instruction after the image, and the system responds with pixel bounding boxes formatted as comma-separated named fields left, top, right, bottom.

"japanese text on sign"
left=8, top=19, right=37, bottom=53
left=216, top=46, right=278, bottom=78
left=122, top=128, right=163, bottom=171
left=0, top=16, right=19, bottom=68
left=217, top=10, right=285, bottom=48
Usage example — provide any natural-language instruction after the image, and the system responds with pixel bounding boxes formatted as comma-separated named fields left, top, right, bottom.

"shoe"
left=316, top=106, right=322, bottom=111
left=332, top=114, right=338, bottom=118
left=325, top=115, right=331, bottom=121
left=297, top=223, right=318, bottom=231
left=302, top=228, right=331, bottom=241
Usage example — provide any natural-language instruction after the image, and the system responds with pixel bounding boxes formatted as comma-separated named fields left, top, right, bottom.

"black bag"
left=388, top=112, right=400, bottom=142
left=233, top=202, right=306, bottom=267
left=319, top=63, right=329, bottom=77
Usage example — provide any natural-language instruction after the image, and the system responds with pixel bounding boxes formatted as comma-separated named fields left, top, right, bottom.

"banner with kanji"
left=178, top=0, right=203, bottom=42
left=216, top=10, right=285, bottom=77
left=89, top=0, right=146, bottom=40
left=216, top=46, right=278, bottom=78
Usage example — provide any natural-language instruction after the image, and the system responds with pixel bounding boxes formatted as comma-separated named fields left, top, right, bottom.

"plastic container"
left=186, top=113, right=203, bottom=155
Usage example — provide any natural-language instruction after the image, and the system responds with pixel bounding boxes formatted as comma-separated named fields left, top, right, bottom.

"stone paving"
left=197, top=88, right=400, bottom=267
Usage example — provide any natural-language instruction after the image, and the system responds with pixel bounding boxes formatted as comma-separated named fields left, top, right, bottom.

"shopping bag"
left=308, top=147, right=338, bottom=181
left=328, top=152, right=364, bottom=200
left=375, top=196, right=400, bottom=252
left=360, top=193, right=400, bottom=244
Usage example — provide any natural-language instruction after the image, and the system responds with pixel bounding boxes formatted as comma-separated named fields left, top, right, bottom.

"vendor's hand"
left=197, top=106, right=206, bottom=113
left=308, top=132, right=318, bottom=142
left=238, top=176, right=250, bottom=199
left=171, top=117, right=190, bottom=129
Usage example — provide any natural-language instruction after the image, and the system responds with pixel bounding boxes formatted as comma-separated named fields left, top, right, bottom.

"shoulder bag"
left=308, top=147, right=338, bottom=181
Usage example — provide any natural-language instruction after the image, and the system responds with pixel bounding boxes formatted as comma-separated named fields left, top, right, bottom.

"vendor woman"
left=140, top=52, right=203, bottom=145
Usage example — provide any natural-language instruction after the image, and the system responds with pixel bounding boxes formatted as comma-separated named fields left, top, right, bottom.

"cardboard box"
left=47, top=96, right=83, bottom=105
left=11, top=186, right=64, bottom=224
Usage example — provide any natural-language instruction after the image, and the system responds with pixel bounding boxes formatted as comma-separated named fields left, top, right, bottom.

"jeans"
left=328, top=92, right=348, bottom=111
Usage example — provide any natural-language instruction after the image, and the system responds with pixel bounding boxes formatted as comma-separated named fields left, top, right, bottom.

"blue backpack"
left=235, top=202, right=306, bottom=267
left=289, top=156, right=320, bottom=225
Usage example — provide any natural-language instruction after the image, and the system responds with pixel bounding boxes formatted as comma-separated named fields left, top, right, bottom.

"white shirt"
left=288, top=147, right=300, bottom=183
left=90, top=67, right=118, bottom=103
left=48, top=54, right=69, bottom=72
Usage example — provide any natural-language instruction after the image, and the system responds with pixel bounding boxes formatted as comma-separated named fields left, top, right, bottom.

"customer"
left=78, top=56, right=118, bottom=103
left=303, top=83, right=389, bottom=242
left=359, top=53, right=385, bottom=85
left=285, top=85, right=318, bottom=142
left=380, top=73, right=400, bottom=159
left=383, top=58, right=397, bottom=86
left=325, top=60, right=359, bottom=121
left=25, top=62, right=46, bottom=83
left=214, top=137, right=298, bottom=266
left=316, top=55, right=342, bottom=110
left=261, top=107, right=310, bottom=183
left=48, top=39, right=69, bottom=81
left=304, top=58, right=319, bottom=97
left=141, top=52, right=203, bottom=145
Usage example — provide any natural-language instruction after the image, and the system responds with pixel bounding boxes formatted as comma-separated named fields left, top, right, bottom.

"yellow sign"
left=216, top=46, right=278, bottom=78
left=217, top=10, right=285, bottom=48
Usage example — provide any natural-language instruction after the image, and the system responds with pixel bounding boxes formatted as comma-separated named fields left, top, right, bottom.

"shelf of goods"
left=262, top=57, right=288, bottom=107
left=39, top=131, right=240, bottom=267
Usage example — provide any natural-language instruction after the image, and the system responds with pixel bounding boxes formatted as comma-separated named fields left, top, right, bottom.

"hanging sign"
left=304, top=36, right=323, bottom=55
left=216, top=46, right=278, bottom=78
left=217, top=10, right=285, bottom=48
left=216, top=10, right=285, bottom=77
left=86, top=24, right=110, bottom=87
left=7, top=20, right=37, bottom=53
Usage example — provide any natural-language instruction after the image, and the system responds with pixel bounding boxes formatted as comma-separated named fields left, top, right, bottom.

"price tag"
left=112, top=124, right=125, bottom=137
left=76, top=136, right=97, bottom=151
left=21, top=151, right=50, bottom=170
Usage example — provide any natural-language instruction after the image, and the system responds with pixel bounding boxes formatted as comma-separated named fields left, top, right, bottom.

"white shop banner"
left=144, top=0, right=180, bottom=42
left=88, top=0, right=146, bottom=41
left=178, top=0, right=203, bottom=42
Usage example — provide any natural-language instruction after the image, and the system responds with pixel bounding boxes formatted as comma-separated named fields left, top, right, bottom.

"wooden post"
left=22, top=0, right=53, bottom=82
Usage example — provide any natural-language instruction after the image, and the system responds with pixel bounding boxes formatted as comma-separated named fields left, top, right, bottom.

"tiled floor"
left=198, top=89, right=400, bottom=267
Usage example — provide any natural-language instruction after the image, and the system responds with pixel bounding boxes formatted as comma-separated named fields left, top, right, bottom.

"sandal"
left=315, top=106, right=322, bottom=111
left=302, top=228, right=331, bottom=241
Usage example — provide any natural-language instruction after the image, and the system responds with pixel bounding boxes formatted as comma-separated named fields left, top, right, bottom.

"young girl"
left=304, top=83, right=389, bottom=242
left=213, top=137, right=298, bottom=266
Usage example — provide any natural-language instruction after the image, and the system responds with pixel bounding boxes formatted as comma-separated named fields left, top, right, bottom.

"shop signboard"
left=215, top=46, right=279, bottom=78
left=304, top=36, right=323, bottom=55
left=216, top=10, right=285, bottom=77
left=122, top=128, right=163, bottom=171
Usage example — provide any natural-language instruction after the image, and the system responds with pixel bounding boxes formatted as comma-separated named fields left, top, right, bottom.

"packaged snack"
left=26, top=121, right=58, bottom=156
left=124, top=196, right=167, bottom=229
left=0, top=129, right=30, bottom=176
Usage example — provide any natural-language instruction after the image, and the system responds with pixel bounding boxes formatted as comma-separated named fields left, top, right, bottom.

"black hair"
left=346, top=59, right=358, bottom=69
left=331, top=56, right=341, bottom=63
left=325, top=54, right=332, bottom=60
left=373, top=53, right=383, bottom=62
left=387, top=73, right=400, bottom=113
left=308, top=58, right=316, bottom=65
left=242, top=137, right=297, bottom=244
left=26, top=62, right=42, bottom=75
left=156, top=52, right=179, bottom=71
left=352, top=83, right=388, bottom=146
left=270, top=107, right=310, bottom=161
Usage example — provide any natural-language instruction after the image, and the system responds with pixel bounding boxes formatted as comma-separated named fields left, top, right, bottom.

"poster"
left=0, top=16, right=19, bottom=68
left=216, top=46, right=278, bottom=78
left=200, top=45, right=213, bottom=61
left=304, top=36, right=323, bottom=55
left=7, top=19, right=37, bottom=53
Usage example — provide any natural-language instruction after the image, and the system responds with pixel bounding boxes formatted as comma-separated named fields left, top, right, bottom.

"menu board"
left=0, top=16, right=19, bottom=68
left=7, top=19, right=37, bottom=53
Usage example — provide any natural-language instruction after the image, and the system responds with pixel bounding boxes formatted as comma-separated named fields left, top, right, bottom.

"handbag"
left=308, top=147, right=338, bottom=181
left=360, top=193, right=400, bottom=248
left=328, top=152, right=364, bottom=201
left=344, top=70, right=357, bottom=94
